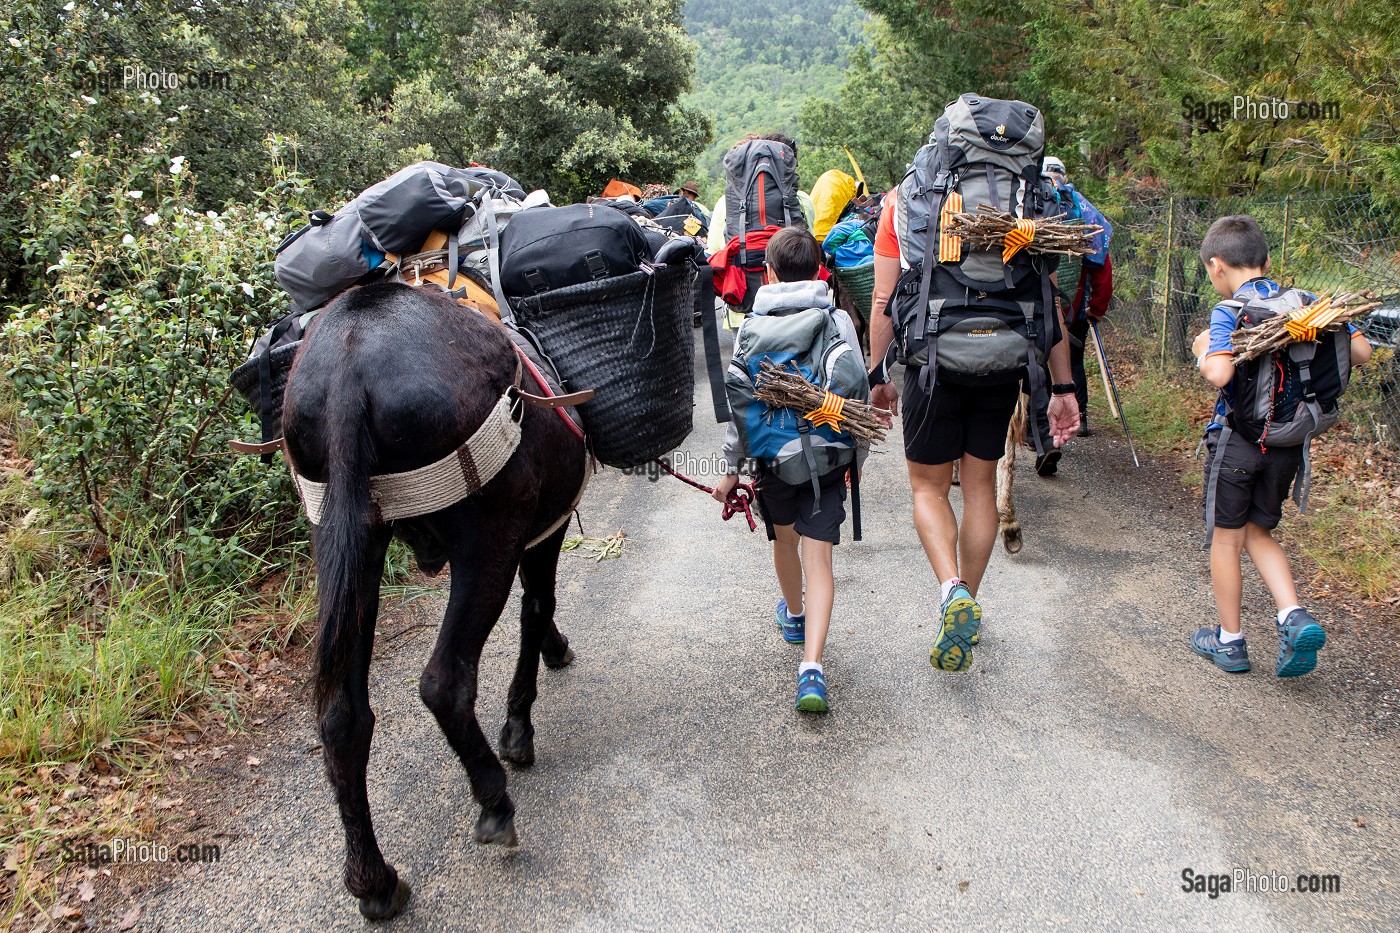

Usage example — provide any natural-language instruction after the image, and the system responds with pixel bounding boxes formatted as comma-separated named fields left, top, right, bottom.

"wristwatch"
left=1051, top=383, right=1076, bottom=396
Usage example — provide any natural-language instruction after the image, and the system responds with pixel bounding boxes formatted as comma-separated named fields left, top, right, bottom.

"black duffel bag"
left=498, top=203, right=653, bottom=298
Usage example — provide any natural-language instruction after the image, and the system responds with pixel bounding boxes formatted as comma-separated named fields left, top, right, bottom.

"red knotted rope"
left=653, top=458, right=757, bottom=532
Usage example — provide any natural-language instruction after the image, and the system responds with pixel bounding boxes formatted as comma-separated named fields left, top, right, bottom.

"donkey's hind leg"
left=418, top=522, right=524, bottom=848
left=500, top=523, right=569, bottom=768
left=316, top=524, right=412, bottom=920
left=997, top=397, right=1025, bottom=555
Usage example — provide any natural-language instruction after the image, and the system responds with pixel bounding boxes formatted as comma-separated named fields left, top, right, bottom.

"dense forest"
left=682, top=0, right=868, bottom=200
left=803, top=0, right=1400, bottom=200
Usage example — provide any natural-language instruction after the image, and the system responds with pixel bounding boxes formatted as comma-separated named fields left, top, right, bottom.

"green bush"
left=3, top=139, right=309, bottom=583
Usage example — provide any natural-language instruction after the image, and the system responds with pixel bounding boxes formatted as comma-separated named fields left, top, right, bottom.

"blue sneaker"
left=1191, top=626, right=1251, bottom=673
left=1276, top=609, right=1326, bottom=678
left=930, top=584, right=982, bottom=672
left=774, top=598, right=805, bottom=644
left=795, top=668, right=828, bottom=713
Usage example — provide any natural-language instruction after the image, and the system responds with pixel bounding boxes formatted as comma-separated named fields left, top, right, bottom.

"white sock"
left=787, top=603, right=805, bottom=620
left=799, top=661, right=823, bottom=675
left=1277, top=605, right=1302, bottom=626
left=940, top=578, right=961, bottom=603
left=1218, top=627, right=1245, bottom=644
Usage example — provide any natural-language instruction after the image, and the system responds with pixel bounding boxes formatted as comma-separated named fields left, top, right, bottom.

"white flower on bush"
left=127, top=190, right=143, bottom=199
left=143, top=213, right=159, bottom=226
left=205, top=210, right=218, bottom=220
left=240, top=283, right=255, bottom=298
left=122, top=234, right=135, bottom=245
left=49, top=174, right=60, bottom=183
left=63, top=1, right=75, bottom=10
left=81, top=95, right=97, bottom=106
left=7, top=37, right=20, bottom=48
left=69, top=150, right=82, bottom=159
left=169, top=155, right=185, bottom=175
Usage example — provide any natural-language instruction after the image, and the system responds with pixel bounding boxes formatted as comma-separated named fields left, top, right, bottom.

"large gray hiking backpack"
left=725, top=303, right=869, bottom=537
left=886, top=94, right=1060, bottom=450
left=723, top=139, right=806, bottom=267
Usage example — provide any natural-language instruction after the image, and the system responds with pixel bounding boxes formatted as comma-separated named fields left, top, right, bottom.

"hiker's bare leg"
left=908, top=460, right=959, bottom=583
left=1210, top=525, right=1247, bottom=635
left=799, top=538, right=834, bottom=664
left=1243, top=521, right=1300, bottom=612
left=771, top=523, right=804, bottom=613
left=955, top=453, right=1001, bottom=596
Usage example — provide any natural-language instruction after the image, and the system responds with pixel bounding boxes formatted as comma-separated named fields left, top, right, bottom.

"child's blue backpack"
left=725, top=304, right=869, bottom=514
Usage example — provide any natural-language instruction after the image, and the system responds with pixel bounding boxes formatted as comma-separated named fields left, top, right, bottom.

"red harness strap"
left=653, top=458, right=757, bottom=532
left=512, top=343, right=586, bottom=441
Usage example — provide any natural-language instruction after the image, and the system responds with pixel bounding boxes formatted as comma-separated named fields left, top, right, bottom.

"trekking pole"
left=1089, top=320, right=1140, bottom=468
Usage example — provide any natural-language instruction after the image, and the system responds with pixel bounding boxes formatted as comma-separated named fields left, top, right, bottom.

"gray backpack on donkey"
left=886, top=94, right=1060, bottom=452
left=726, top=299, right=869, bottom=537
left=274, top=161, right=521, bottom=313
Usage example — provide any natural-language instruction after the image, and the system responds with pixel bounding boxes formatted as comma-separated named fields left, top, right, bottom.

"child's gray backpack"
left=726, top=304, right=868, bottom=536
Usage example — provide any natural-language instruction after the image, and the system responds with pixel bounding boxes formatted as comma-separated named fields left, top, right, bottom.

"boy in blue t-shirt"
left=1189, top=215, right=1372, bottom=677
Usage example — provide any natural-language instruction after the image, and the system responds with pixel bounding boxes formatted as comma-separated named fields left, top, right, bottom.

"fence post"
left=1280, top=195, right=1291, bottom=282
left=1159, top=195, right=1175, bottom=369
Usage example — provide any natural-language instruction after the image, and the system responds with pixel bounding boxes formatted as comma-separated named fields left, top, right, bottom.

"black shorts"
left=901, top=376, right=1020, bottom=465
left=1203, top=430, right=1303, bottom=531
left=755, top=468, right=848, bottom=544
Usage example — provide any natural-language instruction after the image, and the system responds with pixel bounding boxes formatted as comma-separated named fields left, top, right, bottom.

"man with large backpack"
left=867, top=94, right=1080, bottom=673
left=714, top=227, right=866, bottom=714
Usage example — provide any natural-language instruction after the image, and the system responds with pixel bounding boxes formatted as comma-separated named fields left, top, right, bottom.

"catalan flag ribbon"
left=1002, top=218, right=1037, bottom=263
left=938, top=191, right=964, bottom=263
left=1284, top=296, right=1331, bottom=343
left=804, top=391, right=847, bottom=431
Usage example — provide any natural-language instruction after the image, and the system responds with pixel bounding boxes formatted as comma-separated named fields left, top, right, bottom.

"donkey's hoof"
left=542, top=643, right=574, bottom=669
left=1001, top=526, right=1023, bottom=555
left=358, top=877, right=412, bottom=921
left=499, top=722, right=536, bottom=768
left=474, top=810, right=520, bottom=848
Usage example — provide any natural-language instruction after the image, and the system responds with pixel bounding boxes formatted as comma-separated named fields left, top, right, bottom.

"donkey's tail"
left=313, top=394, right=376, bottom=714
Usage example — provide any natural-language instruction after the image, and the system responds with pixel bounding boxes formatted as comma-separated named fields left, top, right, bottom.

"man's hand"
left=1048, top=393, right=1080, bottom=447
left=871, top=381, right=899, bottom=417
left=712, top=473, right=739, bottom=503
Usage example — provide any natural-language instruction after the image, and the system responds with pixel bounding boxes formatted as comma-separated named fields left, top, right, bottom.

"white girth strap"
left=295, top=387, right=524, bottom=525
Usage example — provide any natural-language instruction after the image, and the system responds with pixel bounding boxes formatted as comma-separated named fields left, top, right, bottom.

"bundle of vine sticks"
left=754, top=362, right=888, bottom=446
left=1230, top=290, right=1380, bottom=362
left=943, top=204, right=1103, bottom=256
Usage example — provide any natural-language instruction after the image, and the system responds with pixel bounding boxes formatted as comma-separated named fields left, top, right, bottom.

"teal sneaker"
left=1191, top=626, right=1252, bottom=673
left=1276, top=609, right=1326, bottom=678
left=795, top=668, right=828, bottom=713
left=931, top=583, right=982, bottom=672
left=775, top=598, right=805, bottom=644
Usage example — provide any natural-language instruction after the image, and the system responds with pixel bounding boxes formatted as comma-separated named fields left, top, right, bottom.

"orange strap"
left=1285, top=296, right=1332, bottom=343
left=804, top=391, right=846, bottom=431
left=1002, top=218, right=1036, bottom=263
left=938, top=191, right=964, bottom=263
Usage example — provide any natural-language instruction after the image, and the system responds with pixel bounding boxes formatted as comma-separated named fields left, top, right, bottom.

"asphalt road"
left=134, top=323, right=1397, bottom=932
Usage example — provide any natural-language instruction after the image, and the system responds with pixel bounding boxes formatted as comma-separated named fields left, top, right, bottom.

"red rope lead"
left=653, top=458, right=757, bottom=532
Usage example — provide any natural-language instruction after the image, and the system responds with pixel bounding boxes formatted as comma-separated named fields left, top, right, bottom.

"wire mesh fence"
left=1105, top=192, right=1400, bottom=450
